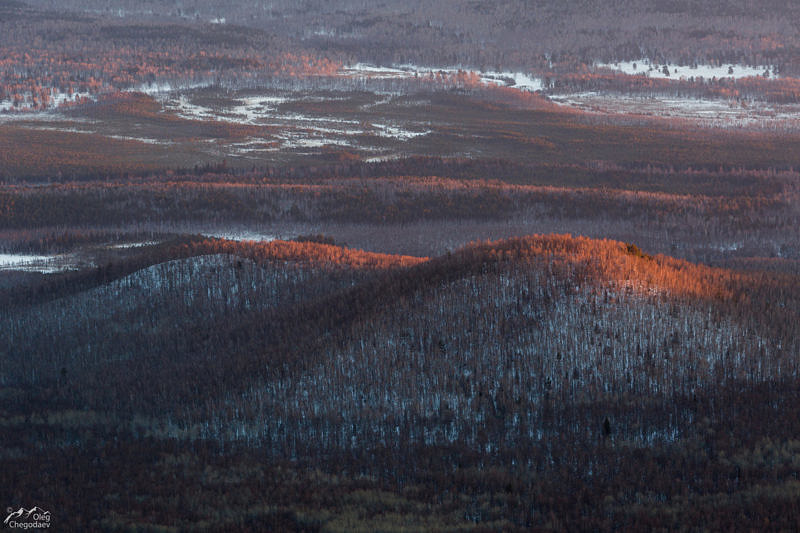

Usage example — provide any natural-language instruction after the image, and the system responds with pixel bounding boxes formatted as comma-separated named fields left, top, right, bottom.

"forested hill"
left=3, top=233, right=800, bottom=530
left=4, top=234, right=798, bottom=425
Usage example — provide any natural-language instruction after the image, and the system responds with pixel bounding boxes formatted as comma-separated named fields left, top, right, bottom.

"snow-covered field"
left=550, top=92, right=800, bottom=129
left=342, top=63, right=545, bottom=92
left=105, top=134, right=174, bottom=145
left=0, top=91, right=94, bottom=113
left=153, top=62, right=792, bottom=134
left=0, top=254, right=51, bottom=267
left=108, top=241, right=161, bottom=249
left=596, top=60, right=777, bottom=80
left=7, top=122, right=174, bottom=145
left=200, top=230, right=278, bottom=241
left=546, top=60, right=797, bottom=128
left=3, top=60, right=796, bottom=158
left=131, top=81, right=214, bottom=95
left=159, top=90, right=432, bottom=152
left=477, top=71, right=544, bottom=91
left=0, top=253, right=86, bottom=273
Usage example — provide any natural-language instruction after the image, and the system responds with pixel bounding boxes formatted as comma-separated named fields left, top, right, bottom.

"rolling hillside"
left=3, top=234, right=799, bottom=529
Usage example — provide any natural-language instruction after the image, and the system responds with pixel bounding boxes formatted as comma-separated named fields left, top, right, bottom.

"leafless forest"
left=1, top=1, right=800, bottom=531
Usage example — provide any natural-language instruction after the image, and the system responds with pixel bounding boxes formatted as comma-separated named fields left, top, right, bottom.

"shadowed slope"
left=6, top=234, right=796, bottom=439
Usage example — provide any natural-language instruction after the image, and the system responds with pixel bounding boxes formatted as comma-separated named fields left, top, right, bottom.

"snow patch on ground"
left=0, top=91, right=93, bottom=113
left=9, top=124, right=174, bottom=144
left=278, top=135, right=353, bottom=149
left=131, top=81, right=211, bottom=95
left=159, top=90, right=431, bottom=149
left=480, top=71, right=544, bottom=91
left=200, top=231, right=277, bottom=242
left=106, top=134, right=174, bottom=145
left=51, top=91, right=94, bottom=106
left=279, top=113, right=359, bottom=125
left=364, top=154, right=404, bottom=163
left=596, top=59, right=777, bottom=80
left=344, top=63, right=416, bottom=79
left=550, top=92, right=800, bottom=129
left=372, top=123, right=431, bottom=140
left=229, top=95, right=288, bottom=122
left=0, top=254, right=51, bottom=267
left=107, top=241, right=161, bottom=249
left=344, top=63, right=545, bottom=92
left=164, top=95, right=228, bottom=122
left=712, top=242, right=744, bottom=252
left=19, top=125, right=95, bottom=134
left=0, top=112, right=93, bottom=124
left=0, top=253, right=86, bottom=273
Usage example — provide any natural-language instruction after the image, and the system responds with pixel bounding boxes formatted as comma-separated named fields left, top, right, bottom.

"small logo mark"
left=4, top=507, right=51, bottom=529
